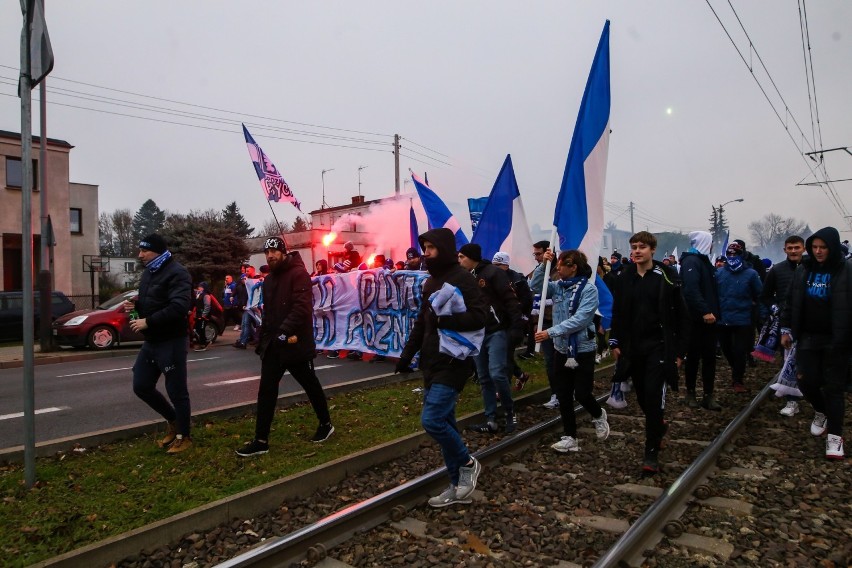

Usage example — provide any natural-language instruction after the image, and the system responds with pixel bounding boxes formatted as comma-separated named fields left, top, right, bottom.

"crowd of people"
left=127, top=223, right=848, bottom=506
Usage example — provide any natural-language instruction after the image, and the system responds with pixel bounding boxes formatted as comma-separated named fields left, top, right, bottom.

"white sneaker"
left=551, top=436, right=579, bottom=453
left=592, top=409, right=610, bottom=440
left=811, top=412, right=828, bottom=436
left=233, top=325, right=241, bottom=331
left=456, top=457, right=481, bottom=500
left=595, top=354, right=602, bottom=364
left=826, top=434, right=844, bottom=460
left=428, top=485, right=471, bottom=508
left=779, top=401, right=800, bottom=417
left=542, top=394, right=560, bottom=409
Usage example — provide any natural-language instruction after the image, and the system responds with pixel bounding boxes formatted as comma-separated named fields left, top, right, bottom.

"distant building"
left=0, top=131, right=99, bottom=297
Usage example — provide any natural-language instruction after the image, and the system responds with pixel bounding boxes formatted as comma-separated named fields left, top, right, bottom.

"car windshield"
left=98, top=291, right=137, bottom=310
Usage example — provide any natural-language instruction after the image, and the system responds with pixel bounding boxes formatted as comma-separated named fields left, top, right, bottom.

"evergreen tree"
left=708, top=206, right=729, bottom=246
left=132, top=199, right=166, bottom=242
left=162, top=210, right=250, bottom=284
left=221, top=201, right=254, bottom=238
left=292, top=216, right=310, bottom=232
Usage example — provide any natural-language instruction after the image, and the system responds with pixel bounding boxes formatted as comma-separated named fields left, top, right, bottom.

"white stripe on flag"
left=443, top=216, right=462, bottom=235
left=576, top=121, right=610, bottom=260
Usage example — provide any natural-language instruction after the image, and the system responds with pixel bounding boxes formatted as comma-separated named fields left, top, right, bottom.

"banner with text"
left=311, top=269, right=428, bottom=356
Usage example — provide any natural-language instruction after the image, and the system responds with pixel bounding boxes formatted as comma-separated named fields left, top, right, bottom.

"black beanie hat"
left=406, top=247, right=420, bottom=260
left=458, top=243, right=482, bottom=262
left=139, top=234, right=168, bottom=254
left=263, top=236, right=287, bottom=253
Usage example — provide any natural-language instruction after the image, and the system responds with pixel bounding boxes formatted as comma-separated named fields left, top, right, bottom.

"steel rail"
left=593, top=380, right=773, bottom=567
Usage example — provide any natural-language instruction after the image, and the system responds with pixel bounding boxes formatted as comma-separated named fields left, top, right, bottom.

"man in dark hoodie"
left=396, top=228, right=487, bottom=507
left=780, top=227, right=850, bottom=460
left=236, top=237, right=333, bottom=457
left=457, top=243, right=524, bottom=434
left=680, top=230, right=722, bottom=411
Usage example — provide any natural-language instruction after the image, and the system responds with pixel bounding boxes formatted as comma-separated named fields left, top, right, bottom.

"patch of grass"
left=0, top=366, right=547, bottom=566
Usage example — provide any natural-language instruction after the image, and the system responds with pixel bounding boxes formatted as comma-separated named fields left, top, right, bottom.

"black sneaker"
left=312, top=423, right=334, bottom=442
left=346, top=351, right=363, bottom=361
left=235, top=439, right=269, bottom=457
left=233, top=341, right=247, bottom=350
left=326, top=350, right=340, bottom=359
left=642, top=447, right=660, bottom=475
left=505, top=413, right=517, bottom=434
left=467, top=421, right=498, bottom=434
left=517, top=352, right=535, bottom=361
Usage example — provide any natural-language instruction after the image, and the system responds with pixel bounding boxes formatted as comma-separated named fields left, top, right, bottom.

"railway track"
left=58, top=360, right=851, bottom=567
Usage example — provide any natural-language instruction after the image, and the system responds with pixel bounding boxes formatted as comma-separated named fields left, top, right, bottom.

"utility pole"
left=393, top=134, right=400, bottom=196
left=38, top=67, right=53, bottom=351
left=357, top=165, right=368, bottom=196
left=628, top=201, right=635, bottom=233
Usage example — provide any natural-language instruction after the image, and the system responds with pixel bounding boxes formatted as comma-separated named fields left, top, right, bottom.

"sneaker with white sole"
left=551, top=436, right=579, bottom=453
left=592, top=409, right=610, bottom=440
left=428, top=484, right=471, bottom=508
left=810, top=412, right=828, bottom=436
left=826, top=434, right=844, bottom=460
left=542, top=394, right=559, bottom=409
left=779, top=401, right=800, bottom=417
left=456, top=457, right=482, bottom=500
left=312, top=423, right=334, bottom=442
left=235, top=439, right=269, bottom=457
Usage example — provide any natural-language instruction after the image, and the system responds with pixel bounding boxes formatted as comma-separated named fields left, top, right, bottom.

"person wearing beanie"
left=680, top=230, right=722, bottom=411
left=405, top=247, right=425, bottom=271
left=492, top=251, right=534, bottom=391
left=781, top=227, right=850, bottom=460
left=129, top=233, right=194, bottom=454
left=396, top=227, right=487, bottom=507
left=458, top=242, right=524, bottom=435
left=236, top=236, right=334, bottom=456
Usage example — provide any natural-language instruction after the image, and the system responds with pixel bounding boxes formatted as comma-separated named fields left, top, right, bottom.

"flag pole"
left=534, top=226, right=559, bottom=352
left=265, top=200, right=285, bottom=236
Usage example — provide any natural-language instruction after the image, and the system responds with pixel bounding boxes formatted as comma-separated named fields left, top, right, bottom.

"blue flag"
left=409, top=204, right=420, bottom=252
left=471, top=155, right=535, bottom=275
left=242, top=123, right=302, bottom=211
left=411, top=171, right=469, bottom=246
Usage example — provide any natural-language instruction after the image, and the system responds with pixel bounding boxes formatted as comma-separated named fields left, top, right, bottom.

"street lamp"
left=358, top=165, right=368, bottom=196
left=321, top=168, right=334, bottom=209
left=716, top=198, right=744, bottom=246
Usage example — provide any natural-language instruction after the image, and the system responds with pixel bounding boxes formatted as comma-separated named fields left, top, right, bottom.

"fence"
left=66, top=295, right=99, bottom=311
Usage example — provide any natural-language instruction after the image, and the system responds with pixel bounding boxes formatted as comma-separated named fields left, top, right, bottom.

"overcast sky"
left=2, top=1, right=851, bottom=248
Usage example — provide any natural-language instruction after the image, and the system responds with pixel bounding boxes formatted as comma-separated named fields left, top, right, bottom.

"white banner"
left=311, top=269, right=428, bottom=357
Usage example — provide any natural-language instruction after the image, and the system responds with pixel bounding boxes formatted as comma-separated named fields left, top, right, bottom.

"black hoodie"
left=400, top=228, right=488, bottom=391
left=257, top=251, right=317, bottom=362
left=781, top=226, right=852, bottom=349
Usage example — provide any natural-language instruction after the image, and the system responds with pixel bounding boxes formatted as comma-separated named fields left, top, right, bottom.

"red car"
left=53, top=290, right=224, bottom=350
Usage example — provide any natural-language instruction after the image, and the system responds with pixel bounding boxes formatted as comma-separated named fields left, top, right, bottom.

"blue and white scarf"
left=147, top=250, right=172, bottom=273
left=556, top=276, right=588, bottom=368
left=725, top=254, right=745, bottom=272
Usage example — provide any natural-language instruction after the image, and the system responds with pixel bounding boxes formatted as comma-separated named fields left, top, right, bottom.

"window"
left=70, top=208, right=82, bottom=234
left=124, top=261, right=137, bottom=273
left=5, top=157, right=38, bottom=189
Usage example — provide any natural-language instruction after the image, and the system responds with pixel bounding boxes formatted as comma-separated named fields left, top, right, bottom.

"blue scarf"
left=725, top=254, right=744, bottom=272
left=557, top=276, right=588, bottom=367
left=147, top=250, right=172, bottom=273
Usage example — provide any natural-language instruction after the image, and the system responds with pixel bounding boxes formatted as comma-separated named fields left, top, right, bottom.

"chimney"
left=351, top=195, right=365, bottom=205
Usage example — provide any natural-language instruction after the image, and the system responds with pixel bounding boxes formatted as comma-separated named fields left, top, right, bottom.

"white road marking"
left=56, top=356, right=221, bottom=377
left=204, top=365, right=339, bottom=386
left=0, top=407, right=68, bottom=421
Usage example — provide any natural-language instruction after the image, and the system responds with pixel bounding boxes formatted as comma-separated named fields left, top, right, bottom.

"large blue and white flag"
left=471, top=155, right=535, bottom=275
left=553, top=21, right=612, bottom=322
left=242, top=124, right=302, bottom=211
left=411, top=171, right=469, bottom=246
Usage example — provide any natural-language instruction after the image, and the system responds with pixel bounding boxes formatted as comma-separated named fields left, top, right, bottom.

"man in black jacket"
left=397, top=228, right=486, bottom=507
left=236, top=237, right=333, bottom=457
left=780, top=227, right=850, bottom=460
left=492, top=251, right=533, bottom=390
left=458, top=243, right=524, bottom=434
left=129, top=234, right=193, bottom=454
left=609, top=231, right=688, bottom=474
left=680, top=230, right=721, bottom=411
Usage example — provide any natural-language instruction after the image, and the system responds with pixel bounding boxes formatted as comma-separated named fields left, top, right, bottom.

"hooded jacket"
left=680, top=231, right=719, bottom=321
left=470, top=260, right=523, bottom=335
left=257, top=251, right=316, bottom=363
left=781, top=226, right=852, bottom=349
left=136, top=255, right=192, bottom=342
left=399, top=228, right=487, bottom=391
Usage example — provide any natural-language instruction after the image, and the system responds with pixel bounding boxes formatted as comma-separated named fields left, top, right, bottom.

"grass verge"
left=1, top=358, right=550, bottom=566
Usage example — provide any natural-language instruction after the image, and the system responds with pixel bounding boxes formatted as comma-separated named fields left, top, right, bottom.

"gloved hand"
left=395, top=358, right=413, bottom=374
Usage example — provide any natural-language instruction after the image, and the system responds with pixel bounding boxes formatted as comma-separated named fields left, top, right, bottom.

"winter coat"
left=715, top=265, right=762, bottom=327
left=506, top=267, right=534, bottom=316
left=136, top=256, right=192, bottom=342
left=470, top=260, right=523, bottom=336
left=399, top=228, right=487, bottom=391
left=256, top=251, right=316, bottom=363
left=760, top=258, right=800, bottom=310
left=679, top=251, right=719, bottom=321
left=529, top=264, right=597, bottom=355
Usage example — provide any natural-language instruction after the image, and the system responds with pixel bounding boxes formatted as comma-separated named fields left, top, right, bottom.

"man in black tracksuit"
left=397, top=228, right=487, bottom=507
left=130, top=233, right=193, bottom=454
left=609, top=231, right=688, bottom=474
left=457, top=243, right=524, bottom=434
left=236, top=237, right=333, bottom=457
left=780, top=227, right=850, bottom=460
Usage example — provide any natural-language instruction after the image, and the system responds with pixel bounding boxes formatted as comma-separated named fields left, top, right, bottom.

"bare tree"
left=748, top=213, right=809, bottom=254
left=258, top=218, right=291, bottom=237
left=98, top=212, right=114, bottom=256
left=111, top=209, right=136, bottom=256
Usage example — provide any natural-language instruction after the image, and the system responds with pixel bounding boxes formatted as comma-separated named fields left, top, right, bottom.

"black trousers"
left=552, top=351, right=601, bottom=437
left=685, top=320, right=717, bottom=395
left=627, top=339, right=667, bottom=455
left=718, top=325, right=753, bottom=384
left=255, top=356, right=330, bottom=441
left=797, top=346, right=848, bottom=437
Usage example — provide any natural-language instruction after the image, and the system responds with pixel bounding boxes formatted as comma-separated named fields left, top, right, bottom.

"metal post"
left=394, top=134, right=400, bottom=196
left=38, top=69, right=53, bottom=351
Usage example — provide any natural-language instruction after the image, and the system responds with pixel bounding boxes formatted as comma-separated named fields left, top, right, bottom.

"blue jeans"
left=132, top=337, right=191, bottom=436
left=239, top=309, right=260, bottom=345
left=421, top=383, right=470, bottom=486
left=474, top=329, right=513, bottom=421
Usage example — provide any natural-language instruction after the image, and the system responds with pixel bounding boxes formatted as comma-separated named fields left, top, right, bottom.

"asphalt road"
left=0, top=343, right=397, bottom=449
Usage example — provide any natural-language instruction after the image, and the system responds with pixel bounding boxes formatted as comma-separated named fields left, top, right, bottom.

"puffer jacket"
left=400, top=228, right=487, bottom=391
left=715, top=264, right=762, bottom=326
left=136, top=255, right=192, bottom=342
left=529, top=263, right=597, bottom=355
left=257, top=251, right=316, bottom=363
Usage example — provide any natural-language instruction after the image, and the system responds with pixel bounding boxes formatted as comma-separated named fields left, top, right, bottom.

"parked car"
left=0, top=290, right=76, bottom=342
left=52, top=290, right=225, bottom=350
